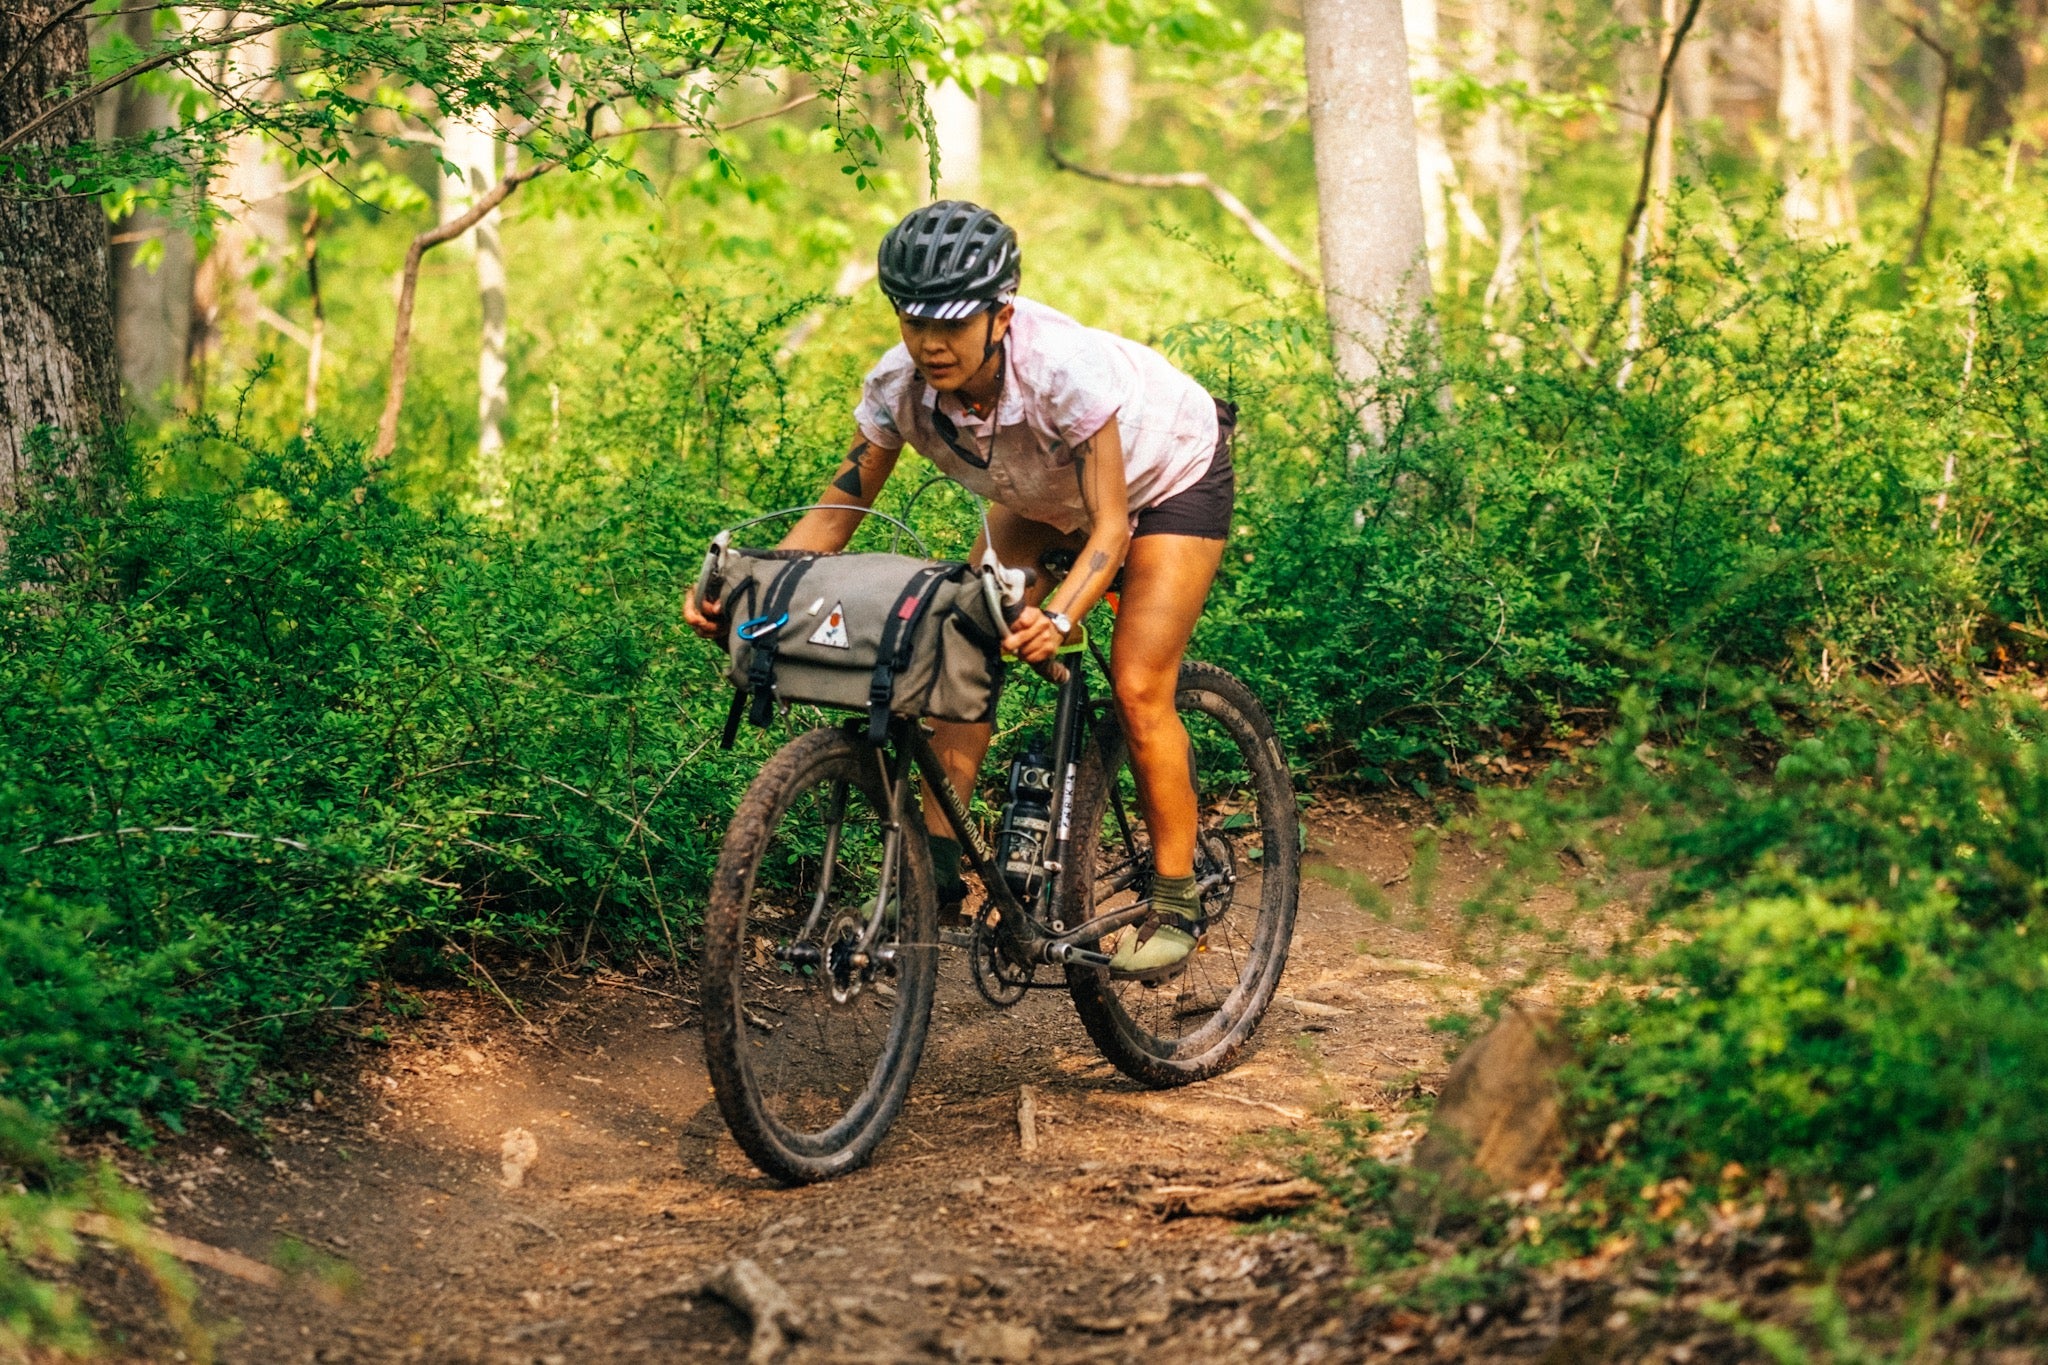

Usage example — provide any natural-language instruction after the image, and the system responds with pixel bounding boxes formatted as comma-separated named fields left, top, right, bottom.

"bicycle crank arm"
left=1042, top=941, right=1114, bottom=968
left=1046, top=902, right=1152, bottom=950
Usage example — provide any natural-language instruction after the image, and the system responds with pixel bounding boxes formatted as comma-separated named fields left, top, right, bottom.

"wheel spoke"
left=703, top=729, right=937, bottom=1181
left=1064, top=665, right=1300, bottom=1085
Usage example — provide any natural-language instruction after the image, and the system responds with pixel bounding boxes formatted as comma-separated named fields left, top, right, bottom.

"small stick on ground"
left=685, top=1259, right=804, bottom=1365
left=1017, top=1085, right=1040, bottom=1156
left=77, top=1214, right=284, bottom=1289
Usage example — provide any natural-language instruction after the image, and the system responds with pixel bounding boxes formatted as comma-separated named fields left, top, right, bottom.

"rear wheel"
left=1060, top=662, right=1299, bottom=1087
left=702, top=728, right=939, bottom=1183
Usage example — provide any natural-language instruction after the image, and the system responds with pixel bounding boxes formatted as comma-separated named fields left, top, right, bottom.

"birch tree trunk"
left=1778, top=0, right=1857, bottom=231
left=1673, top=8, right=1715, bottom=125
left=439, top=116, right=511, bottom=505
left=109, top=10, right=196, bottom=416
left=1091, top=43, right=1136, bottom=157
left=439, top=116, right=502, bottom=247
left=929, top=78, right=982, bottom=198
left=1402, top=0, right=1452, bottom=274
left=0, top=0, right=122, bottom=503
left=1468, top=0, right=1537, bottom=303
left=1302, top=0, right=1432, bottom=432
left=190, top=22, right=289, bottom=378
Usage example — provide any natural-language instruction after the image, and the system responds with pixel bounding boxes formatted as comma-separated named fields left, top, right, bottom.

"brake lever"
left=695, top=530, right=731, bottom=612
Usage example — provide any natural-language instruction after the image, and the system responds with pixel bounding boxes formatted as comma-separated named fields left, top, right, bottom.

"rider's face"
left=897, top=304, right=1014, bottom=391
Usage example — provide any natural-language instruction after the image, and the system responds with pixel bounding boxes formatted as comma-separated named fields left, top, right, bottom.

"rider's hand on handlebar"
left=683, top=586, right=723, bottom=639
left=1002, top=604, right=1068, bottom=665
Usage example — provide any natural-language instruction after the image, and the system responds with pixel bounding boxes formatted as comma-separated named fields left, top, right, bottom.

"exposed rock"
left=1397, top=1002, right=1570, bottom=1220
left=499, top=1127, right=539, bottom=1189
left=952, top=1319, right=1038, bottom=1361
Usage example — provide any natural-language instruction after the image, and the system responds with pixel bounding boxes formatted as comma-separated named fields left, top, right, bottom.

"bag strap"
left=866, top=564, right=954, bottom=745
left=743, top=557, right=817, bottom=729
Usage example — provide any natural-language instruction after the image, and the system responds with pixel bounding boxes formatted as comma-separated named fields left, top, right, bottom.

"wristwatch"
left=1047, top=610, right=1073, bottom=640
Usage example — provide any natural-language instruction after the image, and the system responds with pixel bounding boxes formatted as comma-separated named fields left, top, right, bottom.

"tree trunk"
left=439, top=114, right=501, bottom=246
left=1673, top=8, right=1715, bottom=125
left=1091, top=43, right=1136, bottom=158
left=1049, top=40, right=1135, bottom=160
left=1402, top=0, right=1452, bottom=274
left=1468, top=0, right=1537, bottom=304
left=108, top=9, right=196, bottom=416
left=0, top=0, right=122, bottom=503
left=1302, top=0, right=1432, bottom=432
left=929, top=77, right=982, bottom=198
left=1962, top=0, right=2026, bottom=147
left=190, top=21, right=288, bottom=379
left=1778, top=0, right=1857, bottom=231
left=438, top=115, right=511, bottom=502
left=473, top=179, right=509, bottom=507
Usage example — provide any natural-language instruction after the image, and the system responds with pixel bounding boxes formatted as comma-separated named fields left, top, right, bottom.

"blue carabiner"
left=736, top=612, right=787, bottom=643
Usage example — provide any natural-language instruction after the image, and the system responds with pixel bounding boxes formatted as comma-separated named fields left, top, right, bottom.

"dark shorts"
left=1133, top=399, right=1237, bottom=541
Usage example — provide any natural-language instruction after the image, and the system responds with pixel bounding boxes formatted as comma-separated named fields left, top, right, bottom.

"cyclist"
left=685, top=200, right=1235, bottom=981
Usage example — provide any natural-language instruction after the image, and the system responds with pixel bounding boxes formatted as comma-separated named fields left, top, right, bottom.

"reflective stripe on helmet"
left=895, top=291, right=1016, bottom=321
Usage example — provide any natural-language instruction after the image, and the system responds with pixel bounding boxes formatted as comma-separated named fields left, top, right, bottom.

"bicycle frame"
left=766, top=566, right=1162, bottom=982
left=900, top=638, right=1156, bottom=971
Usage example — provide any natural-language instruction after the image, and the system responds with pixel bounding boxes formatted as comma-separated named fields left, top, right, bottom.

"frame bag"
left=716, top=551, right=1006, bottom=745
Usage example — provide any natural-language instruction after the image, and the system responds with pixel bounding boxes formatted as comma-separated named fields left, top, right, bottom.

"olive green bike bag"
left=717, top=550, right=1006, bottom=744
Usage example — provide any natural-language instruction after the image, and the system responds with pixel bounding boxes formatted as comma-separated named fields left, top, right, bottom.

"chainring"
left=969, top=916, right=1034, bottom=1008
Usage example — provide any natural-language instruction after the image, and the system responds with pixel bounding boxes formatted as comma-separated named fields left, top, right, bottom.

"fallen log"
left=1137, top=1177, right=1322, bottom=1220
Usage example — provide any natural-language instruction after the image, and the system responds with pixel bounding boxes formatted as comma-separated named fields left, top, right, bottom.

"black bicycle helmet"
left=877, top=201, right=1022, bottom=320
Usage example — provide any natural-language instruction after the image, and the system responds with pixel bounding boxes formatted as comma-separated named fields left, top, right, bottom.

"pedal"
left=939, top=928, right=975, bottom=949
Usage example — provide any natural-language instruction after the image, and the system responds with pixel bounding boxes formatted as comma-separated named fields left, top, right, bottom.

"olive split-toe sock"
left=1108, top=873, right=1202, bottom=979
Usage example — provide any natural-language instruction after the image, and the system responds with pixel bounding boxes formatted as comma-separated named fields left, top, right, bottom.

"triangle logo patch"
left=808, top=601, right=850, bottom=649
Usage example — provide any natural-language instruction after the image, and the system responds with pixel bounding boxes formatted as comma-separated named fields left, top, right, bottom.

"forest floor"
left=70, top=796, right=1966, bottom=1365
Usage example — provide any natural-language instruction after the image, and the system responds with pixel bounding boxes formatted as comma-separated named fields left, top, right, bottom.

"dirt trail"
left=86, top=801, right=1571, bottom=1364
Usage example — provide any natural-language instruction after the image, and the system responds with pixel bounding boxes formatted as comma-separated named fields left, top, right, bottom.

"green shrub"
left=1, top=425, right=760, bottom=1133
left=0, top=1098, right=198, bottom=1358
left=1475, top=680, right=2048, bottom=1259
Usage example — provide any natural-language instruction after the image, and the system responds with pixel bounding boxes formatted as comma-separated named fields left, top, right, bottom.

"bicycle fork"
left=776, top=740, right=918, bottom=993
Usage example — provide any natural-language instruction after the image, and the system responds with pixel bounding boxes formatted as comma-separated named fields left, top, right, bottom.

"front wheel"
left=701, top=728, right=939, bottom=1183
left=1060, top=662, right=1300, bottom=1087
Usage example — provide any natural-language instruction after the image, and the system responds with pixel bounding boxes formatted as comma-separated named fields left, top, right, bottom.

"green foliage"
left=1524, top=682, right=2048, bottom=1260
left=0, top=422, right=766, bottom=1135
left=16, top=0, right=942, bottom=216
left=1176, top=197, right=2048, bottom=784
left=0, top=1099, right=198, bottom=1359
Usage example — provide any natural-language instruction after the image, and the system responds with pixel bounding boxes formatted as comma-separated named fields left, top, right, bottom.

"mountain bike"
left=700, top=552, right=1300, bottom=1184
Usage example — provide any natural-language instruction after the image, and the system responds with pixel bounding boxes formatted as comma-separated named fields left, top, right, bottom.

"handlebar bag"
left=716, top=550, right=1006, bottom=743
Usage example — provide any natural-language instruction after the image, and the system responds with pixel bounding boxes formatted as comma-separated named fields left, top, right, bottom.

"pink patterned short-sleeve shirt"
left=854, top=296, right=1219, bottom=535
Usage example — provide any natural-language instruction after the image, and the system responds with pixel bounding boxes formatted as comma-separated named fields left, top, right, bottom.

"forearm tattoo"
left=830, top=439, right=872, bottom=500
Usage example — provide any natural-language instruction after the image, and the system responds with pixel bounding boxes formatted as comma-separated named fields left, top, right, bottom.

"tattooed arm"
left=780, top=437, right=902, bottom=552
left=1002, top=417, right=1132, bottom=665
left=683, top=436, right=900, bottom=635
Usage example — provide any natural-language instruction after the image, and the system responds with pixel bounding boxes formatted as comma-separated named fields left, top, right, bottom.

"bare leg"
left=922, top=506, right=1077, bottom=843
left=1108, top=534, right=1225, bottom=879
